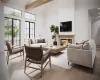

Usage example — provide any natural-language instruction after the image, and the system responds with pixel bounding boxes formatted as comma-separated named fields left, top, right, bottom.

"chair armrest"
left=42, top=49, right=51, bottom=62
left=43, top=49, right=51, bottom=56
left=12, top=45, right=23, bottom=49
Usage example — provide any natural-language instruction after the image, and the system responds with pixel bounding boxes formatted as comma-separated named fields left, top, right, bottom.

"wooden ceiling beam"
left=25, top=0, right=52, bottom=10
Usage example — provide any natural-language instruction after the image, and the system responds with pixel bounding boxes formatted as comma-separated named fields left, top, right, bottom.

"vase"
left=53, top=41, right=57, bottom=46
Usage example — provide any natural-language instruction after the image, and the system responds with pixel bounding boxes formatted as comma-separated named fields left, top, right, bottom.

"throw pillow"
left=82, top=40, right=94, bottom=50
left=28, top=39, right=36, bottom=44
left=82, top=41, right=90, bottom=50
left=37, top=39, right=45, bottom=43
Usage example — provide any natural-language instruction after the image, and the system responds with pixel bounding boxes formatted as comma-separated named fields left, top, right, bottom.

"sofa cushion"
left=37, top=39, right=45, bottom=43
left=68, top=43, right=83, bottom=49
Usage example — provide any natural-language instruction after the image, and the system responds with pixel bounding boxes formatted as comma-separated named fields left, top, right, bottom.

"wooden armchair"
left=24, top=45, right=51, bottom=78
left=5, top=41, right=24, bottom=64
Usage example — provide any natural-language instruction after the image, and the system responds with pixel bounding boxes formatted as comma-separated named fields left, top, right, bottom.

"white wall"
left=30, top=5, right=46, bottom=39
left=0, top=2, right=9, bottom=80
left=0, top=3, right=4, bottom=52
left=41, top=0, right=75, bottom=45
left=74, top=0, right=100, bottom=42
left=91, top=19, right=100, bottom=45
left=17, top=0, right=100, bottom=44
left=30, top=0, right=100, bottom=44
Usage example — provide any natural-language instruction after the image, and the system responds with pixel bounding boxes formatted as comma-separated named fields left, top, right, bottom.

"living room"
left=0, top=0, right=100, bottom=80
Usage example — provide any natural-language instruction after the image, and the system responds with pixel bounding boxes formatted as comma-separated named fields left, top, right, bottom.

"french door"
left=25, top=21, right=35, bottom=41
left=4, top=17, right=20, bottom=46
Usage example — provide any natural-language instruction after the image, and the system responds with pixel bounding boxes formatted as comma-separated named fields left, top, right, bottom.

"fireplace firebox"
left=60, top=39, right=72, bottom=46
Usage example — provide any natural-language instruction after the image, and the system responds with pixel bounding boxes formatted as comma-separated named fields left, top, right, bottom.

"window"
left=25, top=21, right=35, bottom=41
left=5, top=18, right=20, bottom=46
left=25, top=12, right=36, bottom=20
left=4, top=6, right=21, bottom=17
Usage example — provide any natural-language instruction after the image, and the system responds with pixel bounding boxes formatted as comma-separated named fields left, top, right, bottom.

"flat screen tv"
left=60, top=21, right=72, bottom=32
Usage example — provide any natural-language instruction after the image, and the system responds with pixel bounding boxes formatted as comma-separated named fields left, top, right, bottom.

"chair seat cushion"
left=12, top=47, right=23, bottom=54
left=27, top=51, right=50, bottom=64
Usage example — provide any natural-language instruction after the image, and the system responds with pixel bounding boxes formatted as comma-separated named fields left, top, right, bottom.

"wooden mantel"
left=59, top=34, right=75, bottom=37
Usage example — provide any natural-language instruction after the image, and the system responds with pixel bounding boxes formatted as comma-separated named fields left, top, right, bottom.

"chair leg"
left=7, top=55, right=9, bottom=65
left=68, top=62, right=69, bottom=65
left=92, top=68, right=94, bottom=73
left=20, top=52, right=21, bottom=56
left=23, top=50, right=24, bottom=60
left=6, top=51, right=8, bottom=62
left=40, top=64, right=43, bottom=78
left=24, top=58, right=27, bottom=73
left=49, top=57, right=51, bottom=68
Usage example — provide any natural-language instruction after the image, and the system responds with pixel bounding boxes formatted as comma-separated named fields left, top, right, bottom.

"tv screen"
left=60, top=21, right=72, bottom=32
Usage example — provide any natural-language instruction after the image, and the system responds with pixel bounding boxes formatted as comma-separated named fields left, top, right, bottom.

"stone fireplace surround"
left=57, top=34, right=75, bottom=46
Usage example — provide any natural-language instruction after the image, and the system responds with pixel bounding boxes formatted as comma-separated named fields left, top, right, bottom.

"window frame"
left=25, top=21, right=35, bottom=41
left=4, top=17, right=21, bottom=46
left=25, top=12, right=36, bottom=21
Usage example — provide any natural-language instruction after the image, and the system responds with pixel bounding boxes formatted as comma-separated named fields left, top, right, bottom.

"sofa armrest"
left=67, top=48, right=93, bottom=68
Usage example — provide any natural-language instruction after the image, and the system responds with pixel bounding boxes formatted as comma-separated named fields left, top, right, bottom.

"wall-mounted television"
left=60, top=21, right=72, bottom=32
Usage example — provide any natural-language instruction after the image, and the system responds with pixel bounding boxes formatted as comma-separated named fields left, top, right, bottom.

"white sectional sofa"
left=67, top=39, right=96, bottom=68
left=27, top=38, right=48, bottom=47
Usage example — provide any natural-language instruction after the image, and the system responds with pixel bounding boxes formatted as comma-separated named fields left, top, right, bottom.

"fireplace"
left=60, top=39, right=72, bottom=46
left=58, top=34, right=75, bottom=46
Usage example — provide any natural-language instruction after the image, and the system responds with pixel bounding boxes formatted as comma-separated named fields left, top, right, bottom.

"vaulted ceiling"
left=4, top=0, right=53, bottom=11
left=25, top=0, right=52, bottom=10
left=4, top=0, right=33, bottom=10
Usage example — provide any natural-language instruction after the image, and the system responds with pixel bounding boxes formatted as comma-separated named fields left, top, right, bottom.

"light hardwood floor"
left=6, top=49, right=100, bottom=80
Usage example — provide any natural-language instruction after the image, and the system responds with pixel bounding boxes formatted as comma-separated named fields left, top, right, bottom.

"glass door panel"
left=4, top=18, right=12, bottom=45
left=4, top=18, right=20, bottom=46
left=13, top=19, right=20, bottom=46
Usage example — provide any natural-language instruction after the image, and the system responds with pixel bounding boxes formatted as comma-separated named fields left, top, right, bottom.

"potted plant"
left=50, top=25, right=59, bottom=46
